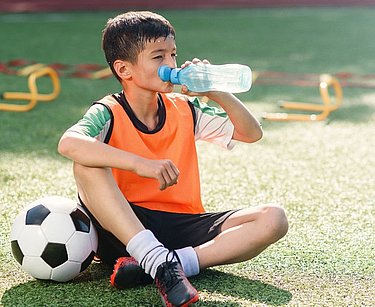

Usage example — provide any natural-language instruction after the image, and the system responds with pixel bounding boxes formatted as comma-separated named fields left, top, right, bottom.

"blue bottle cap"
left=169, top=68, right=181, bottom=85
left=158, top=65, right=172, bottom=82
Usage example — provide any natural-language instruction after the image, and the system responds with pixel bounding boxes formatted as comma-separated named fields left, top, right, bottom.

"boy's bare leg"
left=195, top=205, right=288, bottom=269
left=74, top=163, right=288, bottom=273
left=73, top=163, right=144, bottom=244
left=74, top=163, right=199, bottom=305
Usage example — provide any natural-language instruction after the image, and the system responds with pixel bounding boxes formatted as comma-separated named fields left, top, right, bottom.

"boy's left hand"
left=181, top=57, right=209, bottom=69
left=180, top=58, right=221, bottom=98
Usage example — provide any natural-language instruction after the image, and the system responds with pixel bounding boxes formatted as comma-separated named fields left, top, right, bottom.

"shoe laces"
left=158, top=251, right=183, bottom=291
left=166, top=250, right=180, bottom=265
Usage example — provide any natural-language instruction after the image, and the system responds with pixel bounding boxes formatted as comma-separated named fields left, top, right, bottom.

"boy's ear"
left=113, top=60, right=132, bottom=80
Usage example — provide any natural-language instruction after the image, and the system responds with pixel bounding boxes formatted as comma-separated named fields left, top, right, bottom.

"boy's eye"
left=152, top=53, right=177, bottom=60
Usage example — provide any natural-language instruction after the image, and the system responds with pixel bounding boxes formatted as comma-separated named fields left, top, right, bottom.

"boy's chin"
left=159, top=83, right=175, bottom=93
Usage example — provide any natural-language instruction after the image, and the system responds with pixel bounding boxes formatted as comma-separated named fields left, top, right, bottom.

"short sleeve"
left=189, top=97, right=235, bottom=150
left=66, top=103, right=113, bottom=143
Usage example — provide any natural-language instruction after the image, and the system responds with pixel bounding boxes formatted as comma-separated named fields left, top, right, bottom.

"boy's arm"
left=205, top=91, right=262, bottom=143
left=58, top=131, right=179, bottom=191
left=59, top=131, right=139, bottom=168
left=181, top=59, right=262, bottom=144
left=183, top=87, right=262, bottom=143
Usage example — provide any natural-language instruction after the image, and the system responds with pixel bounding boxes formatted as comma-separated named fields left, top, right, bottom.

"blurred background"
left=1, top=1, right=374, bottom=306
left=2, top=0, right=375, bottom=12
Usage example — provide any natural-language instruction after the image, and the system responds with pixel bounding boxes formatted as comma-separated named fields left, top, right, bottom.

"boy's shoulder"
left=95, top=92, right=189, bottom=104
left=95, top=93, right=118, bottom=106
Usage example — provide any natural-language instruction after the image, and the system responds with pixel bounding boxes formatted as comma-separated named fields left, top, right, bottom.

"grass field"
left=1, top=7, right=375, bottom=306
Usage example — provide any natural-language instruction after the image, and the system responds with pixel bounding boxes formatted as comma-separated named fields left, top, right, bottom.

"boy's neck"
left=122, top=88, right=160, bottom=131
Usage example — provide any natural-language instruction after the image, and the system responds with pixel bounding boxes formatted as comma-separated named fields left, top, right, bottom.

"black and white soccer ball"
left=10, top=196, right=98, bottom=282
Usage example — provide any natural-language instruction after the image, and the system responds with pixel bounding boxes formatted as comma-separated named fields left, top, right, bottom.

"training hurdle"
left=0, top=66, right=60, bottom=112
left=262, top=74, right=343, bottom=121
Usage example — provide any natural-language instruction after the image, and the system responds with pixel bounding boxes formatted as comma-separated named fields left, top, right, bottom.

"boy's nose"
left=164, top=57, right=176, bottom=69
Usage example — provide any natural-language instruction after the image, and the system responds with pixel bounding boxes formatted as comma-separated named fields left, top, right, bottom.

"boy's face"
left=128, top=34, right=177, bottom=93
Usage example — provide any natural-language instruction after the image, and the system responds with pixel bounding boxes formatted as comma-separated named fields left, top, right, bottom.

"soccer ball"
left=10, top=196, right=98, bottom=282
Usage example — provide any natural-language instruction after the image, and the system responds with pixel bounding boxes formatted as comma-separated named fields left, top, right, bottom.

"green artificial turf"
left=1, top=7, right=374, bottom=306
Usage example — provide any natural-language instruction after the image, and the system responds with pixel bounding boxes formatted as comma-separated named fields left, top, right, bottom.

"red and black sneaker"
left=110, top=256, right=153, bottom=289
left=155, top=252, right=199, bottom=307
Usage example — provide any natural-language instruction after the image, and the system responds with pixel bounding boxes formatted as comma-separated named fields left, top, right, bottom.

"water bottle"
left=158, top=63, right=252, bottom=93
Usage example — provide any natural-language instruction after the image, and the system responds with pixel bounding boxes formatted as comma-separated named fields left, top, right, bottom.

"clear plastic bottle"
left=158, top=63, right=252, bottom=93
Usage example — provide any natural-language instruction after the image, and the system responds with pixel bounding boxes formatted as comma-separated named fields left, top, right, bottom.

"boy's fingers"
left=181, top=85, right=189, bottom=93
left=164, top=163, right=179, bottom=185
left=158, top=160, right=179, bottom=190
left=181, top=60, right=192, bottom=68
left=156, top=171, right=166, bottom=190
left=170, top=163, right=180, bottom=177
left=181, top=85, right=200, bottom=97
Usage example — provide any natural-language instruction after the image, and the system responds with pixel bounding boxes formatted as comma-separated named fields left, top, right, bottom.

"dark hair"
left=102, top=11, right=175, bottom=81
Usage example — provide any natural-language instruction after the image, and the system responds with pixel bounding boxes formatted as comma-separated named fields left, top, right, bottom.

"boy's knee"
left=73, top=163, right=111, bottom=181
left=261, top=204, right=288, bottom=242
left=73, top=163, right=91, bottom=180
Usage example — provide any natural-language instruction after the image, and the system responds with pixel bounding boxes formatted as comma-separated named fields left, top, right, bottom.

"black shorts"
left=80, top=199, right=238, bottom=265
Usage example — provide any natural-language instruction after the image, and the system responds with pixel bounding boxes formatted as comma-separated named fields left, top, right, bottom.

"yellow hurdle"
left=262, top=74, right=343, bottom=121
left=17, top=63, right=46, bottom=76
left=0, top=66, right=60, bottom=112
left=90, top=67, right=112, bottom=79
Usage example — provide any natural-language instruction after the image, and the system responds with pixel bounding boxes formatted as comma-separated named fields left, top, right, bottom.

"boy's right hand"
left=135, top=158, right=180, bottom=190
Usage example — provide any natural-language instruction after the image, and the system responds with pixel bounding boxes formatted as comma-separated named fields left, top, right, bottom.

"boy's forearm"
left=206, top=92, right=263, bottom=143
left=58, top=132, right=180, bottom=190
left=58, top=132, right=140, bottom=171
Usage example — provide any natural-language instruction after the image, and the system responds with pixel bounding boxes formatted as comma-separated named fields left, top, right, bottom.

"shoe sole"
left=160, top=293, right=199, bottom=307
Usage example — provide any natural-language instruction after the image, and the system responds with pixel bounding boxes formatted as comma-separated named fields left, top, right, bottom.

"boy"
left=58, top=11, right=288, bottom=307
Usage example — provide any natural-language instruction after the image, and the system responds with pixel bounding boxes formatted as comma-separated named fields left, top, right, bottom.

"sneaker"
left=155, top=252, right=199, bottom=307
left=110, top=256, right=153, bottom=289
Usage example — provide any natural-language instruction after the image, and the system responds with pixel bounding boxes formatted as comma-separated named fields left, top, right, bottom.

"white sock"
left=126, top=230, right=168, bottom=279
left=175, top=246, right=200, bottom=277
